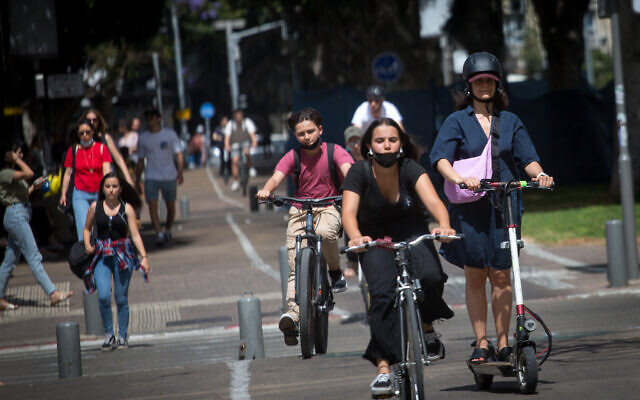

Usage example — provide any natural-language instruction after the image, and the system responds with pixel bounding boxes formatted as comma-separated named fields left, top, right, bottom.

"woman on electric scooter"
left=429, top=52, right=554, bottom=364
left=342, top=118, right=456, bottom=397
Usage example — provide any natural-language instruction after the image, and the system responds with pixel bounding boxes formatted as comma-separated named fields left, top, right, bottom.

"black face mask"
left=373, top=151, right=401, bottom=168
left=300, top=139, right=321, bottom=150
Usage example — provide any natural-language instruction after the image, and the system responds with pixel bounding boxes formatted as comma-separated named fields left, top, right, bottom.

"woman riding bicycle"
left=429, top=52, right=553, bottom=365
left=341, top=117, right=455, bottom=397
left=256, top=108, right=353, bottom=346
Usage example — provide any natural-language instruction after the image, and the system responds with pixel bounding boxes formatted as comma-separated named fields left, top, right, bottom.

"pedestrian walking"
left=83, top=171, right=149, bottom=350
left=429, top=52, right=554, bottom=364
left=80, top=109, right=135, bottom=186
left=135, top=108, right=184, bottom=246
left=59, top=119, right=112, bottom=241
left=0, top=143, right=74, bottom=311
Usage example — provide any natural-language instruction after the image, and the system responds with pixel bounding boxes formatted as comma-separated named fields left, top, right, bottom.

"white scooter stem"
left=508, top=226, right=525, bottom=315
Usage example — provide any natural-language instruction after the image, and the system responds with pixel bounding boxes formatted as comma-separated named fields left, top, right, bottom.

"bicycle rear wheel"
left=314, top=257, right=329, bottom=354
left=404, top=295, right=425, bottom=400
left=298, top=247, right=315, bottom=358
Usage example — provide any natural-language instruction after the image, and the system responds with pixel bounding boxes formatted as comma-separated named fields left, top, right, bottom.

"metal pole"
left=151, top=52, right=163, bottom=116
left=170, top=3, right=188, bottom=141
left=83, top=291, right=103, bottom=336
left=583, top=14, right=595, bottom=86
left=56, top=322, right=82, bottom=379
left=610, top=4, right=639, bottom=280
left=225, top=21, right=240, bottom=110
left=237, top=293, right=265, bottom=359
left=605, top=220, right=628, bottom=287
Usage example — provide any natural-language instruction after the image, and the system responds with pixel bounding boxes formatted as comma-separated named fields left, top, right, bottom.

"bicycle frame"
left=293, top=203, right=327, bottom=310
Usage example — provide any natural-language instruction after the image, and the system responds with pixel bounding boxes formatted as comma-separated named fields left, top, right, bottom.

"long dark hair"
left=70, top=119, right=101, bottom=145
left=360, top=118, right=420, bottom=161
left=98, top=171, right=141, bottom=211
left=455, top=86, right=510, bottom=111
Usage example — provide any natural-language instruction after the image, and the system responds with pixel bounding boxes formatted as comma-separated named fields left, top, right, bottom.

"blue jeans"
left=94, top=255, right=132, bottom=338
left=0, top=203, right=56, bottom=297
left=72, top=189, right=98, bottom=241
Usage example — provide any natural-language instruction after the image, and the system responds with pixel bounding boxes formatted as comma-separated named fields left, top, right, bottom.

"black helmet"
left=462, top=52, right=503, bottom=82
left=366, top=85, right=385, bottom=100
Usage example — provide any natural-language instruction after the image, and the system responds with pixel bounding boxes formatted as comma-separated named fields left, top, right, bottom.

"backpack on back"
left=292, top=143, right=341, bottom=190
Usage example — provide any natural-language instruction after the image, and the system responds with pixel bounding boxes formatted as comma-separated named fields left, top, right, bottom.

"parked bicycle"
left=461, top=179, right=553, bottom=394
left=342, top=233, right=463, bottom=400
left=261, top=195, right=342, bottom=359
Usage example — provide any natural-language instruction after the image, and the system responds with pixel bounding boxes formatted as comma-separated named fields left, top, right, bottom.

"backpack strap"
left=293, top=144, right=341, bottom=190
left=326, top=143, right=341, bottom=191
left=293, top=148, right=301, bottom=186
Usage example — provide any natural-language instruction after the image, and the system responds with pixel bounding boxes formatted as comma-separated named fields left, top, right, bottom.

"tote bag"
left=443, top=138, right=492, bottom=204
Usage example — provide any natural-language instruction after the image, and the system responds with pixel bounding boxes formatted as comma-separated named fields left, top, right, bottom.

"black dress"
left=342, top=158, right=453, bottom=366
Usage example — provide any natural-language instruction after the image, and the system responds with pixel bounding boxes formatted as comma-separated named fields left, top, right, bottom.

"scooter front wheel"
left=517, top=346, right=538, bottom=394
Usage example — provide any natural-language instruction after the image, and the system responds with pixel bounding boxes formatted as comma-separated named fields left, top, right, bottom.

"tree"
left=443, top=0, right=505, bottom=63
left=531, top=0, right=590, bottom=90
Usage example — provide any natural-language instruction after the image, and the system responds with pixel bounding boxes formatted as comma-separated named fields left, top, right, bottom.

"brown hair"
left=287, top=108, right=322, bottom=131
left=79, top=108, right=108, bottom=135
left=360, top=118, right=420, bottom=161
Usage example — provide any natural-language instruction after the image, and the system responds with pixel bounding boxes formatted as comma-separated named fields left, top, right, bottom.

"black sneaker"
left=370, top=373, right=393, bottom=396
left=424, top=331, right=445, bottom=361
left=278, top=313, right=298, bottom=346
left=117, top=336, right=129, bottom=350
left=101, top=334, right=115, bottom=352
left=329, top=270, right=348, bottom=294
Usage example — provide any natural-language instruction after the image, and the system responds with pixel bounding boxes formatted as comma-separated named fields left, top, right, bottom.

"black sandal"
left=469, top=347, right=489, bottom=364
left=497, top=346, right=513, bottom=362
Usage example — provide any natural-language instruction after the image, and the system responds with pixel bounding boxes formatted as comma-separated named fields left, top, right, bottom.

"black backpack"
left=292, top=143, right=341, bottom=190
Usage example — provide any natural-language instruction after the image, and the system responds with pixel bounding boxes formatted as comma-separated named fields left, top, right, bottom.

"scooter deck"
left=467, top=360, right=515, bottom=377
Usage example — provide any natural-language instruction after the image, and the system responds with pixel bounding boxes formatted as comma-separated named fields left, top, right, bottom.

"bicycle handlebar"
left=340, top=233, right=464, bottom=254
left=259, top=195, right=342, bottom=208
left=459, top=179, right=554, bottom=193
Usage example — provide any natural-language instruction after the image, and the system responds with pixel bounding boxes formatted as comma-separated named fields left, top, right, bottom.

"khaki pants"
left=285, top=205, right=341, bottom=320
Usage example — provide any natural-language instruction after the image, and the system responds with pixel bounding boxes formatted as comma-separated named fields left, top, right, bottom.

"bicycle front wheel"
left=314, top=257, right=329, bottom=354
left=404, top=295, right=425, bottom=400
left=298, top=247, right=315, bottom=358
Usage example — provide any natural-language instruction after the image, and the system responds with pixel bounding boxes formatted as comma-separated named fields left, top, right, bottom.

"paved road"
left=0, top=167, right=639, bottom=399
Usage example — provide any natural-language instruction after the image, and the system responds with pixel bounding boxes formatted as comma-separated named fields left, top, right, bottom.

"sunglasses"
left=78, top=130, right=93, bottom=136
left=87, top=118, right=97, bottom=122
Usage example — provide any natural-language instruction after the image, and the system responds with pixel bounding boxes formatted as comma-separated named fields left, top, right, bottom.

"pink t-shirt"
left=275, top=142, right=353, bottom=199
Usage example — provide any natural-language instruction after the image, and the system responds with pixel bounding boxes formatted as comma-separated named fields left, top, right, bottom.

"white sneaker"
left=370, top=373, right=393, bottom=396
left=230, top=180, right=240, bottom=191
left=249, top=167, right=257, bottom=177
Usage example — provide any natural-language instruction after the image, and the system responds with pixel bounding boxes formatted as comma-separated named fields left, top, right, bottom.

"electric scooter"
left=462, top=180, right=553, bottom=394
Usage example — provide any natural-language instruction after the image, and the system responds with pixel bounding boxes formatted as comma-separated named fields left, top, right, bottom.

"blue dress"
left=429, top=105, right=540, bottom=269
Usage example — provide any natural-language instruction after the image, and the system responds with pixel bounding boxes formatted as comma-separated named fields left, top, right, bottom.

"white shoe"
left=249, top=167, right=257, bottom=177
left=230, top=180, right=240, bottom=191
left=370, top=373, right=393, bottom=396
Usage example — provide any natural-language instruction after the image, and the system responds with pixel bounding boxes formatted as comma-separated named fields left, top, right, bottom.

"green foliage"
left=521, top=184, right=639, bottom=244
left=522, top=26, right=544, bottom=76
left=592, top=49, right=613, bottom=89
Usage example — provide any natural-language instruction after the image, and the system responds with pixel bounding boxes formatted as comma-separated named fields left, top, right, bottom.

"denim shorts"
left=144, top=179, right=177, bottom=202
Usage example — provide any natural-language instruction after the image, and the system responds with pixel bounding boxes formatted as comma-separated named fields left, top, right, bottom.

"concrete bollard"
left=249, top=186, right=259, bottom=212
left=278, top=245, right=289, bottom=313
left=605, top=219, right=627, bottom=287
left=56, top=322, right=82, bottom=379
left=237, top=292, right=265, bottom=360
left=180, top=196, right=190, bottom=219
left=83, top=291, right=103, bottom=336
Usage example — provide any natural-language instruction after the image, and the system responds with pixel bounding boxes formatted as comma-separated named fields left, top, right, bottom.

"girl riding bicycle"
left=341, top=118, right=456, bottom=396
left=256, top=108, right=353, bottom=346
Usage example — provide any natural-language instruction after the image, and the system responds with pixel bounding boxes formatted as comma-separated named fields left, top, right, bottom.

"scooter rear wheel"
left=517, top=346, right=538, bottom=394
left=473, top=372, right=494, bottom=390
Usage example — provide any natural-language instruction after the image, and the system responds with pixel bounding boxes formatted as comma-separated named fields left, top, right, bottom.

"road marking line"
left=523, top=243, right=587, bottom=267
left=447, top=268, right=575, bottom=290
left=206, top=166, right=247, bottom=210
left=228, top=360, right=252, bottom=400
left=226, top=213, right=281, bottom=281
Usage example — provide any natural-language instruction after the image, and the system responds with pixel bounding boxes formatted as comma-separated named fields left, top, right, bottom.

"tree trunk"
left=531, top=0, right=590, bottom=91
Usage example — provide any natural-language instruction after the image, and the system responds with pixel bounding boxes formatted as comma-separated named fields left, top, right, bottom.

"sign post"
left=200, top=102, right=216, bottom=164
left=371, top=52, right=403, bottom=85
